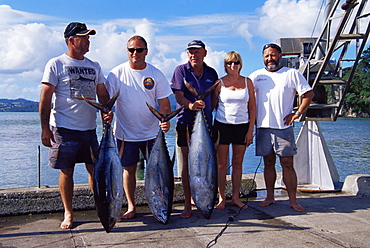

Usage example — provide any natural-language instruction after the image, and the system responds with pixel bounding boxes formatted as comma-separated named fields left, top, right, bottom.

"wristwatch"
left=295, top=110, right=301, bottom=117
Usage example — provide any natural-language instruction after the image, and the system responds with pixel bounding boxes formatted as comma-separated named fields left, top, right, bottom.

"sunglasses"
left=127, top=48, right=147, bottom=53
left=226, top=61, right=240, bottom=65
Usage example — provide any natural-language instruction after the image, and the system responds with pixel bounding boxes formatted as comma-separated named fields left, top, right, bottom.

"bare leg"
left=280, top=156, right=305, bottom=212
left=59, top=168, right=74, bottom=229
left=122, top=164, right=137, bottom=219
left=215, top=144, right=229, bottom=209
left=86, top=163, right=94, bottom=192
left=259, top=152, right=276, bottom=207
left=230, top=144, right=248, bottom=209
left=180, top=146, right=192, bottom=218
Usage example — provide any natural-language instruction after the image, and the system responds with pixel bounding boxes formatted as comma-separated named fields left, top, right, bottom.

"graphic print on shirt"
left=143, top=77, right=155, bottom=90
left=67, top=66, right=96, bottom=100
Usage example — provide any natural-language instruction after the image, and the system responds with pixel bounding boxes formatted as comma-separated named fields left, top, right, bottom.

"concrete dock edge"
left=0, top=176, right=256, bottom=216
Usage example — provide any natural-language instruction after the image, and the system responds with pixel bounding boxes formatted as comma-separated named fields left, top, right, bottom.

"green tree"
left=344, top=46, right=370, bottom=114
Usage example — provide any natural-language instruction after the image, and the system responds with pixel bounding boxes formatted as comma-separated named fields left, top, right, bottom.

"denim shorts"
left=255, top=127, right=297, bottom=157
left=117, top=139, right=155, bottom=167
left=48, top=127, right=98, bottom=170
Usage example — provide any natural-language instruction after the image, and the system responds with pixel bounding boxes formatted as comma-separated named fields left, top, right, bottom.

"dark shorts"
left=117, top=139, right=155, bottom=167
left=175, top=122, right=194, bottom=147
left=48, top=127, right=98, bottom=170
left=255, top=127, right=297, bottom=157
left=212, top=120, right=249, bottom=145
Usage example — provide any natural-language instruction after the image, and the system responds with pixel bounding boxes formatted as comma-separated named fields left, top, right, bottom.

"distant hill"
left=0, top=98, right=38, bottom=112
left=0, top=95, right=176, bottom=112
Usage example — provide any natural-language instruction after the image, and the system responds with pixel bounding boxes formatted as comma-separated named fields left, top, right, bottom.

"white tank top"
left=215, top=78, right=250, bottom=124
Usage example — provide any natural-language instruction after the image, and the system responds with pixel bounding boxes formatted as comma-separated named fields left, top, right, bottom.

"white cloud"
left=0, top=5, right=54, bottom=26
left=0, top=83, right=20, bottom=98
left=256, top=0, right=323, bottom=41
left=0, top=23, right=64, bottom=74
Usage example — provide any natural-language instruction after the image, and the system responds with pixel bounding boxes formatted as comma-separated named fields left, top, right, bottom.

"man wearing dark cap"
left=39, top=22, right=111, bottom=229
left=170, top=40, right=218, bottom=218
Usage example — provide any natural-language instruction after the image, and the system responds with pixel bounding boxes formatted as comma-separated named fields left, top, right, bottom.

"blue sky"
left=0, top=0, right=368, bottom=101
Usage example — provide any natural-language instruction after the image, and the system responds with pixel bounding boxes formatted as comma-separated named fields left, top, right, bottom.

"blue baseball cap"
left=186, top=40, right=206, bottom=49
left=64, top=22, right=96, bottom=38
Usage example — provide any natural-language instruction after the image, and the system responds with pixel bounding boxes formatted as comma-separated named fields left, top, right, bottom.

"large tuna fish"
left=185, top=81, right=219, bottom=219
left=145, top=103, right=183, bottom=224
left=84, top=92, right=123, bottom=233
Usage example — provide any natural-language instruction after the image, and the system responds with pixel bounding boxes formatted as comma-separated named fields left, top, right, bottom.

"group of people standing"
left=39, top=22, right=314, bottom=229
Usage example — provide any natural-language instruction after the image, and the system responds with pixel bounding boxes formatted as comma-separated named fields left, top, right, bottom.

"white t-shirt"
left=249, top=67, right=312, bottom=129
left=215, top=78, right=250, bottom=124
left=41, top=53, right=106, bottom=131
left=105, top=62, right=173, bottom=141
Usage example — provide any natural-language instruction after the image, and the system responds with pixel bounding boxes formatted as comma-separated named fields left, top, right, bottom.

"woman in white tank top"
left=212, top=51, right=256, bottom=209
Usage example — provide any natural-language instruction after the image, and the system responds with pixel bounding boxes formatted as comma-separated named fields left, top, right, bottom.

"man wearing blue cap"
left=39, top=22, right=111, bottom=229
left=170, top=40, right=218, bottom=218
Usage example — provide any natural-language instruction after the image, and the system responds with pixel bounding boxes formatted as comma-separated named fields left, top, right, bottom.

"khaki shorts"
left=255, top=127, right=297, bottom=157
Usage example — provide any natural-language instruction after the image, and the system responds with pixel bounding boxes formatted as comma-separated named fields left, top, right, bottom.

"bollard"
left=176, top=144, right=183, bottom=177
left=37, top=145, right=41, bottom=188
left=136, top=150, right=145, bottom=180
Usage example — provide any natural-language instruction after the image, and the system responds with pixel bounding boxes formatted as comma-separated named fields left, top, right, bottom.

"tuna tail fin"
left=146, top=102, right=184, bottom=123
left=184, top=79, right=220, bottom=100
left=83, top=91, right=120, bottom=114
left=105, top=91, right=120, bottom=112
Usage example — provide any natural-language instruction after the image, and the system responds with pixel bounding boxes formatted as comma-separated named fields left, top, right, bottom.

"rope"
left=206, top=156, right=263, bottom=248
left=310, top=0, right=326, bottom=41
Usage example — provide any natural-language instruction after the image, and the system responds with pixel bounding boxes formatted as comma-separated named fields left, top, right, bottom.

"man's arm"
left=39, top=83, right=55, bottom=147
left=297, top=90, right=315, bottom=115
left=284, top=90, right=315, bottom=126
left=174, top=90, right=204, bottom=111
left=97, top=83, right=110, bottom=105
left=96, top=83, right=114, bottom=123
left=212, top=80, right=221, bottom=110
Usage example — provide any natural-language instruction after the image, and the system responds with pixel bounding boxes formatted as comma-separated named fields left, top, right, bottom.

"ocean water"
left=0, top=112, right=369, bottom=189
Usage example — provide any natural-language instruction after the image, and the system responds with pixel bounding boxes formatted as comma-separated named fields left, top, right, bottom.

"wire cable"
left=206, top=156, right=263, bottom=248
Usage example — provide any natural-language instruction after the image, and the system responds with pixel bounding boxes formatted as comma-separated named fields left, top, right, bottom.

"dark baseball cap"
left=186, top=40, right=206, bottom=49
left=64, top=22, right=96, bottom=38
